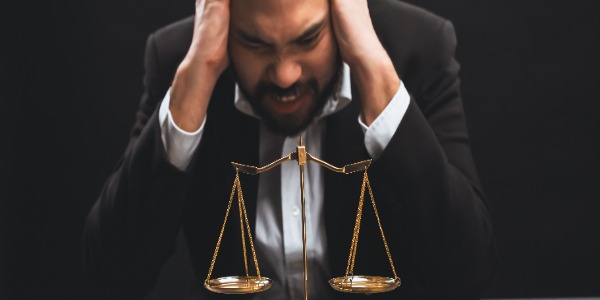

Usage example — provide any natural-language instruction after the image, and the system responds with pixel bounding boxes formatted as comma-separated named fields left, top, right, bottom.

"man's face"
left=229, top=0, right=340, bottom=136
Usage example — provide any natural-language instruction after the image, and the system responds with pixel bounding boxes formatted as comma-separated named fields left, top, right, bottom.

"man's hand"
left=169, top=0, right=230, bottom=132
left=330, top=0, right=401, bottom=125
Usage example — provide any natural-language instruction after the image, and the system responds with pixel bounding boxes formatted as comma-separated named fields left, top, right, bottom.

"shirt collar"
left=234, top=63, right=352, bottom=121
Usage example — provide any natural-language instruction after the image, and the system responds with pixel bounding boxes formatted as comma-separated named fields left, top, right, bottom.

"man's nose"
left=269, top=58, right=301, bottom=88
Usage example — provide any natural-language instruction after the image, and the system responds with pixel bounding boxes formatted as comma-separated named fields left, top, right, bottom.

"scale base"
left=204, top=276, right=273, bottom=294
left=329, top=275, right=401, bottom=294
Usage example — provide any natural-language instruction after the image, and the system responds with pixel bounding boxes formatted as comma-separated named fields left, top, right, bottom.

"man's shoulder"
left=371, top=0, right=446, bottom=26
left=148, top=16, right=195, bottom=72
left=370, top=0, right=449, bottom=45
left=369, top=0, right=456, bottom=87
left=153, top=15, right=194, bottom=44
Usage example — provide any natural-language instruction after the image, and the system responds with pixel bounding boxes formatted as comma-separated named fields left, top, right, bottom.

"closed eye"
left=244, top=40, right=270, bottom=50
left=237, top=32, right=271, bottom=50
left=296, top=32, right=320, bottom=47
left=235, top=18, right=327, bottom=50
left=293, top=20, right=326, bottom=48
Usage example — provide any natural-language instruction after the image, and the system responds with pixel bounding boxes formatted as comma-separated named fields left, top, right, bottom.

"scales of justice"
left=203, top=136, right=401, bottom=299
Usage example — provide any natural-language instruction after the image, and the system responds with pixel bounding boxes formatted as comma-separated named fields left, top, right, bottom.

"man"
left=84, top=0, right=497, bottom=299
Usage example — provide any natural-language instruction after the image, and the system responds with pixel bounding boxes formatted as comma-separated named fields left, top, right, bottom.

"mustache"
left=255, top=80, right=319, bottom=100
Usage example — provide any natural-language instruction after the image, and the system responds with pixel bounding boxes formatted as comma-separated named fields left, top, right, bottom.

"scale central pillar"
left=296, top=137, right=309, bottom=300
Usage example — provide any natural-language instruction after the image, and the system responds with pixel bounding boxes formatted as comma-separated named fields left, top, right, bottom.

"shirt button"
left=291, top=205, right=300, bottom=217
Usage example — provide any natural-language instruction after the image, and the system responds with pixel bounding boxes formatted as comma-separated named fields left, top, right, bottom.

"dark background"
left=1, top=0, right=599, bottom=299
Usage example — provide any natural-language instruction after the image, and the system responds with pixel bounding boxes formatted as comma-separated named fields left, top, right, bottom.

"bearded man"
left=84, top=0, right=498, bottom=299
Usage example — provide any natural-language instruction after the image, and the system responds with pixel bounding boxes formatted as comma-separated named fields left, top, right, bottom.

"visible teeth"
left=280, top=94, right=297, bottom=102
left=275, top=87, right=301, bottom=102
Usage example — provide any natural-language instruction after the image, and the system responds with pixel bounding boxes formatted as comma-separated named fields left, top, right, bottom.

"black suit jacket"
left=84, top=0, right=497, bottom=299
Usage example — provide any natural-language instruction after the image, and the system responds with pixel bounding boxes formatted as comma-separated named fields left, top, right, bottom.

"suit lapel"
left=204, top=68, right=260, bottom=265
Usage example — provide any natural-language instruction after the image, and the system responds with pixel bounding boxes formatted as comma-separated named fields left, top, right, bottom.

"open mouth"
left=263, top=85, right=312, bottom=116
left=273, top=86, right=302, bottom=103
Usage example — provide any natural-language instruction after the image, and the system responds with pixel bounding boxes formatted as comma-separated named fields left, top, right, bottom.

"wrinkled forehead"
left=231, top=0, right=329, bottom=42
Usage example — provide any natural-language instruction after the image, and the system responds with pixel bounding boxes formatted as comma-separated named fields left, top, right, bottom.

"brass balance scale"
left=204, top=136, right=401, bottom=299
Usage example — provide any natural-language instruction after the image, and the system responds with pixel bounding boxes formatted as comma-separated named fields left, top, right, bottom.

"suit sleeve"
left=372, top=20, right=498, bottom=299
left=83, top=33, right=192, bottom=299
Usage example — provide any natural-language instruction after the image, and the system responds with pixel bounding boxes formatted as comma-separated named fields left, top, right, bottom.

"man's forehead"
left=231, top=0, right=329, bottom=39
left=231, top=0, right=328, bottom=15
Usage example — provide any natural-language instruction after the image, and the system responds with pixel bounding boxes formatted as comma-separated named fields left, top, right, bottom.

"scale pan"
left=205, top=276, right=273, bottom=294
left=329, top=275, right=400, bottom=293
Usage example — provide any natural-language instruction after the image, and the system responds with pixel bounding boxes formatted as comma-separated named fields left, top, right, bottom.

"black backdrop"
left=1, top=0, right=599, bottom=298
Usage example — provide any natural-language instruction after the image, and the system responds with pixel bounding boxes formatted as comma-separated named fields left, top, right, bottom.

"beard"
left=235, top=60, right=342, bottom=137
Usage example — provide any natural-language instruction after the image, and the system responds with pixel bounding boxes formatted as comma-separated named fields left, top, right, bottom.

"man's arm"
left=373, top=20, right=496, bottom=298
left=330, top=0, right=497, bottom=297
left=169, top=0, right=231, bottom=132
left=329, top=0, right=401, bottom=125
left=83, top=33, right=194, bottom=298
left=83, top=0, right=231, bottom=297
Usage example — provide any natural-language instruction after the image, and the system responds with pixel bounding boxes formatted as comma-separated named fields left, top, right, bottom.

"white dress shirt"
left=158, top=63, right=410, bottom=299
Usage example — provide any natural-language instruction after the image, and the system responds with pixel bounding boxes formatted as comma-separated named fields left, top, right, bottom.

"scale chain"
left=206, top=171, right=239, bottom=281
left=343, top=170, right=399, bottom=280
left=345, top=170, right=367, bottom=277
left=351, top=172, right=367, bottom=275
left=206, top=170, right=264, bottom=283
left=237, top=177, right=263, bottom=280
left=237, top=177, right=250, bottom=278
left=365, top=172, right=398, bottom=279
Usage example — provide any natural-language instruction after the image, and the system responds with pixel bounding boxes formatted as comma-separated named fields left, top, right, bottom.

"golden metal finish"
left=233, top=153, right=370, bottom=174
left=306, top=153, right=371, bottom=174
left=205, top=276, right=273, bottom=294
left=299, top=164, right=309, bottom=300
left=329, top=276, right=401, bottom=293
left=232, top=152, right=297, bottom=175
left=331, top=170, right=400, bottom=294
left=205, top=136, right=401, bottom=298
left=205, top=171, right=270, bottom=294
left=297, top=146, right=307, bottom=166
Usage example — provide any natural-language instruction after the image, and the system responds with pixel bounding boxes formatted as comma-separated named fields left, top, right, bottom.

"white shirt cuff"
left=158, top=88, right=205, bottom=170
left=359, top=82, right=410, bottom=159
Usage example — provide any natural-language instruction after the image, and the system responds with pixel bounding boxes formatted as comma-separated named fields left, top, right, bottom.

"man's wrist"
left=350, top=54, right=401, bottom=125
left=169, top=61, right=218, bottom=132
left=159, top=88, right=205, bottom=171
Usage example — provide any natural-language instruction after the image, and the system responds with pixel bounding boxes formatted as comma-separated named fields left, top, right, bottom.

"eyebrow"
left=237, top=17, right=328, bottom=46
left=291, top=18, right=328, bottom=44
